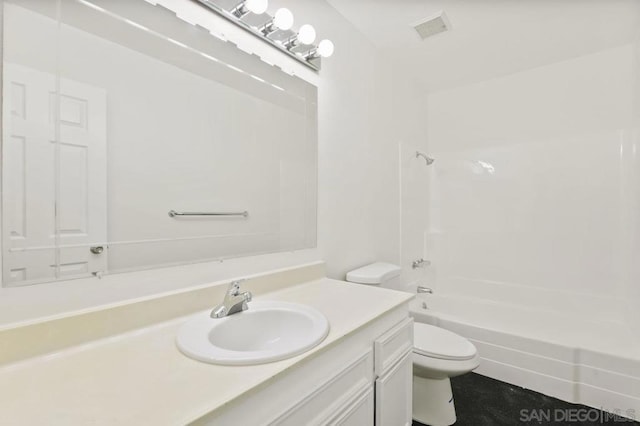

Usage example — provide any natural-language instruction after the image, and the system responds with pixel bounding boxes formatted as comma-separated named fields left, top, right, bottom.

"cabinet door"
left=375, top=351, right=412, bottom=426
left=330, top=388, right=374, bottom=426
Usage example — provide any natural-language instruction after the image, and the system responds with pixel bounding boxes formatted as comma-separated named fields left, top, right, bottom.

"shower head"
left=416, top=151, right=434, bottom=165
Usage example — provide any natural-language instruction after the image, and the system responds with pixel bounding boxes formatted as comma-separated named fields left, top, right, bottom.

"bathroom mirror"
left=1, top=0, right=318, bottom=286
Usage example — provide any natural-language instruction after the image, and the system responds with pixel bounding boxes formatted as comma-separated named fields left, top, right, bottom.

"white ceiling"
left=327, top=0, right=640, bottom=92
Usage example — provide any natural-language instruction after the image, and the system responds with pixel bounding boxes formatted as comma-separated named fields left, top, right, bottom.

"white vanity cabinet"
left=194, top=306, right=413, bottom=426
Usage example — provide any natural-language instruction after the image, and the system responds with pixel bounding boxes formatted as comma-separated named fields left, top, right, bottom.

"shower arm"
left=416, top=151, right=434, bottom=165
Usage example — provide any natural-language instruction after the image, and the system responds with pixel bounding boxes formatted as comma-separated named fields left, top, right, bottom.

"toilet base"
left=413, top=375, right=456, bottom=426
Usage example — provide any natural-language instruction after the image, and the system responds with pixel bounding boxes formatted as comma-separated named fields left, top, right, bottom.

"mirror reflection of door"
left=2, top=63, right=107, bottom=285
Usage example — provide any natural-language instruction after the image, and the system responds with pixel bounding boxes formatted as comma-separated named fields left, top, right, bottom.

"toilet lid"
left=414, top=323, right=477, bottom=361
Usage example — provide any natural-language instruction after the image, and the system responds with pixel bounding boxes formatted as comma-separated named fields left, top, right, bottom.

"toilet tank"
left=345, top=262, right=401, bottom=286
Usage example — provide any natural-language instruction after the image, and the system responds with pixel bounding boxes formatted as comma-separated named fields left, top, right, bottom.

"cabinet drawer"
left=374, top=317, right=413, bottom=376
left=270, top=349, right=374, bottom=426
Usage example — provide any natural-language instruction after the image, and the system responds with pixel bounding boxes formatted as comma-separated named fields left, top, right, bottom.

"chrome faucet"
left=210, top=280, right=252, bottom=319
left=412, top=258, right=431, bottom=269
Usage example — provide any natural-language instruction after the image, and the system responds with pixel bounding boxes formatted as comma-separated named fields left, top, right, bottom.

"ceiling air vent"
left=413, top=11, right=450, bottom=40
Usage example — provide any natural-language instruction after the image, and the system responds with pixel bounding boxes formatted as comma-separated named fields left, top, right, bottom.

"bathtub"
left=409, top=292, right=640, bottom=420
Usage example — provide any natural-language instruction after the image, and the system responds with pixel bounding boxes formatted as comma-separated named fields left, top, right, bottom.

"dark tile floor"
left=413, top=373, right=639, bottom=426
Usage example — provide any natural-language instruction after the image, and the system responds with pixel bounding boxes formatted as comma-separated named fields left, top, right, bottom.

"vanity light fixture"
left=304, top=39, right=334, bottom=59
left=230, top=0, right=268, bottom=18
left=282, top=23, right=315, bottom=50
left=297, top=24, right=316, bottom=45
left=317, top=40, right=335, bottom=58
left=260, top=8, right=294, bottom=35
left=273, top=8, right=294, bottom=30
left=194, top=0, right=333, bottom=71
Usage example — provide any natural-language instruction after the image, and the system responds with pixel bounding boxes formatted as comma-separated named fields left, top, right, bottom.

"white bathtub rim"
left=410, top=297, right=640, bottom=366
left=428, top=311, right=639, bottom=369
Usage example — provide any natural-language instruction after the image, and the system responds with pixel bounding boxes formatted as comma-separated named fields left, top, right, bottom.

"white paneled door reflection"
left=2, top=63, right=107, bottom=285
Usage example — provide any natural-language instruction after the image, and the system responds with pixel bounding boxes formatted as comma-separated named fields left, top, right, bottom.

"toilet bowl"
left=345, top=262, right=480, bottom=426
left=413, top=323, right=480, bottom=426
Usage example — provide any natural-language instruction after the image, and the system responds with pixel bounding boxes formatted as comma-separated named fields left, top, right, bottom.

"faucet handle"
left=417, top=286, right=433, bottom=294
left=228, top=279, right=247, bottom=295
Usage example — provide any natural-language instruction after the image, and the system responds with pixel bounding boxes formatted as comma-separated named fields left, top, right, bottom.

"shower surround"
left=416, top=41, right=640, bottom=418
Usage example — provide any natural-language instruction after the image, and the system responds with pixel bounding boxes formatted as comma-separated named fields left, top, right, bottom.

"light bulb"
left=273, top=8, right=294, bottom=31
left=297, top=24, right=316, bottom=45
left=317, top=39, right=334, bottom=58
left=245, top=0, right=268, bottom=14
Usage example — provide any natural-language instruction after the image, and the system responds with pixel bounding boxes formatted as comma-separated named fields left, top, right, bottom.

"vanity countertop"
left=0, top=278, right=412, bottom=425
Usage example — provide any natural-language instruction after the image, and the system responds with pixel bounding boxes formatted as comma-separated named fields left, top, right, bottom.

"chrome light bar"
left=192, top=0, right=334, bottom=71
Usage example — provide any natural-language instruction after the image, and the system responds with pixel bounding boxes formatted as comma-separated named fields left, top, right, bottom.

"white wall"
left=424, top=44, right=638, bottom=316
left=268, top=0, right=414, bottom=280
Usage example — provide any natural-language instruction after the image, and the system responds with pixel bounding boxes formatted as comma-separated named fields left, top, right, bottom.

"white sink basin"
left=176, top=301, right=330, bottom=365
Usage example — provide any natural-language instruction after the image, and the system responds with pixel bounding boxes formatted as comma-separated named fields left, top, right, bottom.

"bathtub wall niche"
left=424, top=43, right=639, bottom=325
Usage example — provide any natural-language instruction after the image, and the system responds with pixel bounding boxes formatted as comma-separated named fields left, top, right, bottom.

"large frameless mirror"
left=2, top=0, right=317, bottom=286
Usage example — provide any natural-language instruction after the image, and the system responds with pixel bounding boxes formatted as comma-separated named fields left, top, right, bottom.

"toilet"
left=346, top=262, right=480, bottom=426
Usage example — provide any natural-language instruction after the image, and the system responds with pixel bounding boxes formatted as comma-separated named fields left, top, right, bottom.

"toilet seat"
left=414, top=323, right=477, bottom=361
